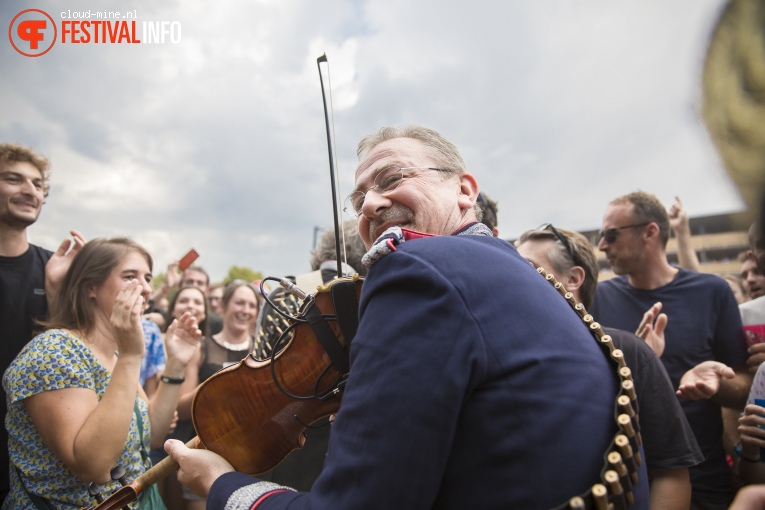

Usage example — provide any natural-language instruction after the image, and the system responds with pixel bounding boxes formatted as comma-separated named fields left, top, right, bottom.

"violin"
left=80, top=275, right=362, bottom=509
left=192, top=275, right=362, bottom=475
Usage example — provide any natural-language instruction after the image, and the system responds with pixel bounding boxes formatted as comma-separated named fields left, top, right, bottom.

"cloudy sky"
left=2, top=0, right=742, bottom=282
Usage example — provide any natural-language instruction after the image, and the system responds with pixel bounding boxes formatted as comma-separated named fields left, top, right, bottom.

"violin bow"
left=316, top=54, right=346, bottom=275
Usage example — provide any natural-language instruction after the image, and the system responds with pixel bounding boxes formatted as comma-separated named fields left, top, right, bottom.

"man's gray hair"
left=310, top=220, right=368, bottom=276
left=357, top=125, right=467, bottom=175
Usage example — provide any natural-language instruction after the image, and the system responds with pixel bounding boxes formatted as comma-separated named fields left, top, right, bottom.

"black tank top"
left=199, top=335, right=254, bottom=383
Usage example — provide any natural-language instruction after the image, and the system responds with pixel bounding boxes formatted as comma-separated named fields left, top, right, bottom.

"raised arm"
left=152, top=261, right=181, bottom=303
left=668, top=196, right=700, bottom=272
left=147, top=312, right=201, bottom=447
left=44, top=230, right=86, bottom=308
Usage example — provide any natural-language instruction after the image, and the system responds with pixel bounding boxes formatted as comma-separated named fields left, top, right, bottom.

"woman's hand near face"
left=111, top=279, right=147, bottom=359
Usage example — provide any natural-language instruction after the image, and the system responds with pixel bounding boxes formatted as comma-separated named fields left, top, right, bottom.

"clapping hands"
left=164, top=311, right=202, bottom=368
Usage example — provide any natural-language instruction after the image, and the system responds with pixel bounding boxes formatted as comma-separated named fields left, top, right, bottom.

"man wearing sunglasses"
left=516, top=225, right=703, bottom=510
left=590, top=190, right=750, bottom=510
left=167, top=125, right=649, bottom=509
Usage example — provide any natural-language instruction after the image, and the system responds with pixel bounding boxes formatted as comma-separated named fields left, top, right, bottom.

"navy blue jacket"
left=210, top=232, right=649, bottom=509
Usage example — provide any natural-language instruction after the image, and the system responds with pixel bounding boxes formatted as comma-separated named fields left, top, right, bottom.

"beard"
left=368, top=205, right=416, bottom=243
left=1, top=204, right=41, bottom=228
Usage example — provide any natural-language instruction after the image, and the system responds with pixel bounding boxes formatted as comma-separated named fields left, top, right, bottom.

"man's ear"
left=564, top=266, right=586, bottom=293
left=458, top=173, right=479, bottom=211
left=643, top=222, right=660, bottom=241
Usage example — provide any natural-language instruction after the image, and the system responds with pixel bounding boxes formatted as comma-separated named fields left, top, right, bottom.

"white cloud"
left=3, top=0, right=742, bottom=282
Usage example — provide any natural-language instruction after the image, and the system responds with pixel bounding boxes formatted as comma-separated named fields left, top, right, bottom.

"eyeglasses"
left=598, top=223, right=650, bottom=244
left=343, top=166, right=451, bottom=217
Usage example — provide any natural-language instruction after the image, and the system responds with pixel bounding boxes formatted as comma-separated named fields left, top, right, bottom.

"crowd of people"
left=1, top=121, right=765, bottom=510
left=3, top=117, right=763, bottom=510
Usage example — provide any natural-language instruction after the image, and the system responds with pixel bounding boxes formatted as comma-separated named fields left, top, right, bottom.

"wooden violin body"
left=191, top=275, right=363, bottom=475
left=81, top=275, right=362, bottom=509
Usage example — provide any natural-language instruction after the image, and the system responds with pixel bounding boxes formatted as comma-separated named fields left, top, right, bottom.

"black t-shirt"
left=605, top=327, right=704, bottom=473
left=0, top=243, right=52, bottom=499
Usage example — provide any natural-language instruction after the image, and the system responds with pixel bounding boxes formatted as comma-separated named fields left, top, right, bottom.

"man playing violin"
left=167, top=125, right=650, bottom=509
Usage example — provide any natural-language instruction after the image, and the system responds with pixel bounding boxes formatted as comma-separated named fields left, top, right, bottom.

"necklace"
left=214, top=334, right=252, bottom=352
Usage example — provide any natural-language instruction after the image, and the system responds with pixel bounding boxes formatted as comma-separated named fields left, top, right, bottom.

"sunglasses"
left=598, top=223, right=650, bottom=244
left=537, top=223, right=597, bottom=280
left=534, top=224, right=607, bottom=287
left=537, top=223, right=579, bottom=267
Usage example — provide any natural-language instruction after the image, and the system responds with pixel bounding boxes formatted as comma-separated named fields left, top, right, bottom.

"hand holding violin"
left=165, top=439, right=234, bottom=498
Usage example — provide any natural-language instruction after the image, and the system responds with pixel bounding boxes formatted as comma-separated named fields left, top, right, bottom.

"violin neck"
left=83, top=437, right=199, bottom=510
left=133, top=450, right=179, bottom=491
left=138, top=436, right=199, bottom=489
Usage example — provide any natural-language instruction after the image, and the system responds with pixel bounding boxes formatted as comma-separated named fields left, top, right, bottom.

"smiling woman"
left=2, top=237, right=202, bottom=509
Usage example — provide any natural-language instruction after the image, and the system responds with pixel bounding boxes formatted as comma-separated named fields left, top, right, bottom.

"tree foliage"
left=224, top=266, right=264, bottom=284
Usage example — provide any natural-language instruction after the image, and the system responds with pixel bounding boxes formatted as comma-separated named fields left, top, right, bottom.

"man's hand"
left=747, top=342, right=765, bottom=375
left=153, top=262, right=181, bottom=302
left=635, top=301, right=667, bottom=357
left=165, top=439, right=235, bottom=498
left=165, top=262, right=182, bottom=290
left=668, top=196, right=690, bottom=235
left=668, top=196, right=701, bottom=271
left=676, top=361, right=735, bottom=400
left=45, top=230, right=86, bottom=305
left=738, top=403, right=765, bottom=449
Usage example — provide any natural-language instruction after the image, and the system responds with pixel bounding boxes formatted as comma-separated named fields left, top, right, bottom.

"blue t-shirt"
left=591, top=268, right=746, bottom=502
left=140, top=318, right=165, bottom=386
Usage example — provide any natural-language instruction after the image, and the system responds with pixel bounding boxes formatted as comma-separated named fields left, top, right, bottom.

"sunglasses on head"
left=537, top=223, right=597, bottom=279
left=537, top=223, right=579, bottom=267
